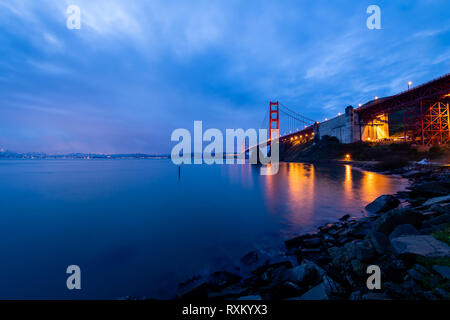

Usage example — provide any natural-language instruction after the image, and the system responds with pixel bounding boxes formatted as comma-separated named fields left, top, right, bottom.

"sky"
left=0, top=0, right=449, bottom=154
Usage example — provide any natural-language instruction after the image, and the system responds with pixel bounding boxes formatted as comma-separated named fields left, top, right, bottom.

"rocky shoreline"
left=177, top=164, right=450, bottom=300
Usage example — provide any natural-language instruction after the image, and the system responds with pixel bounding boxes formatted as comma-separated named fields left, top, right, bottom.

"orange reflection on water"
left=285, top=163, right=315, bottom=226
left=359, top=169, right=399, bottom=204
left=261, top=163, right=407, bottom=232
left=263, top=163, right=315, bottom=227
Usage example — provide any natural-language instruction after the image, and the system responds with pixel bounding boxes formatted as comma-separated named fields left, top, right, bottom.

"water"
left=0, top=159, right=407, bottom=299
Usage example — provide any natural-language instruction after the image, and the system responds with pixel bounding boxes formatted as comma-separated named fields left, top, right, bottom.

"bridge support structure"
left=269, top=101, right=280, bottom=141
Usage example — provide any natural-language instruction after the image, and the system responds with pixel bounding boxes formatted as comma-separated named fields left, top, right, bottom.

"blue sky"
left=0, top=0, right=449, bottom=154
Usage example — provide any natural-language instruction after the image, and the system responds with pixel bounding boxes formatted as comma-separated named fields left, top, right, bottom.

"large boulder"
left=365, top=195, right=400, bottom=214
left=302, top=237, right=322, bottom=248
left=423, top=213, right=450, bottom=227
left=389, top=224, right=419, bottom=240
left=373, top=208, right=422, bottom=235
left=432, top=265, right=450, bottom=280
left=368, top=231, right=391, bottom=254
left=177, top=276, right=208, bottom=300
left=285, top=234, right=313, bottom=249
left=293, top=275, right=343, bottom=301
left=207, top=271, right=242, bottom=291
left=281, top=260, right=320, bottom=286
left=329, top=240, right=376, bottom=266
left=298, top=282, right=329, bottom=300
left=423, top=194, right=450, bottom=206
left=391, top=235, right=450, bottom=258
left=409, top=181, right=450, bottom=197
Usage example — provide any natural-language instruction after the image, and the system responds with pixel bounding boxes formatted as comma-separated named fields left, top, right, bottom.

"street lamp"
left=408, top=81, right=412, bottom=90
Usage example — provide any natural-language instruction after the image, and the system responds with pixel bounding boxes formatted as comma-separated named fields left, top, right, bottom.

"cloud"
left=0, top=0, right=449, bottom=153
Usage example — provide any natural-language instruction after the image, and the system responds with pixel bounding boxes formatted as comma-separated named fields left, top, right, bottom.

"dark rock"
left=337, top=237, right=353, bottom=245
left=365, top=195, right=400, bottom=214
left=339, top=214, right=351, bottom=221
left=373, top=208, right=422, bottom=235
left=207, top=271, right=242, bottom=291
left=368, top=231, right=391, bottom=254
left=328, top=246, right=347, bottom=266
left=178, top=278, right=208, bottom=300
left=430, top=204, right=450, bottom=215
left=253, top=260, right=293, bottom=276
left=384, top=282, right=409, bottom=299
left=409, top=181, right=450, bottom=197
left=237, top=295, right=262, bottom=300
left=402, top=170, right=423, bottom=178
left=281, top=261, right=320, bottom=286
left=423, top=194, right=450, bottom=206
left=322, top=274, right=344, bottom=296
left=318, top=223, right=337, bottom=233
left=434, top=288, right=448, bottom=299
left=349, top=291, right=362, bottom=300
left=280, top=281, right=305, bottom=297
left=423, top=213, right=450, bottom=227
left=302, top=238, right=321, bottom=248
left=432, top=265, right=450, bottom=280
left=208, top=283, right=249, bottom=299
left=407, top=268, right=425, bottom=283
left=391, top=235, right=450, bottom=258
left=377, top=255, right=406, bottom=283
left=285, top=234, right=312, bottom=248
left=400, top=279, right=425, bottom=298
left=298, top=282, right=329, bottom=300
left=423, top=291, right=439, bottom=300
left=361, top=293, right=391, bottom=300
left=260, top=279, right=306, bottom=300
left=329, top=240, right=376, bottom=266
left=389, top=224, right=419, bottom=240
left=300, top=248, right=322, bottom=255
left=350, top=259, right=366, bottom=276
left=350, top=241, right=376, bottom=262
left=240, top=251, right=259, bottom=266
left=419, top=227, right=434, bottom=235
left=314, top=254, right=332, bottom=265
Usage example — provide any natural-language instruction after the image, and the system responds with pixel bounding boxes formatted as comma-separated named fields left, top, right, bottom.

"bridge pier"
left=403, top=99, right=450, bottom=145
left=361, top=113, right=389, bottom=142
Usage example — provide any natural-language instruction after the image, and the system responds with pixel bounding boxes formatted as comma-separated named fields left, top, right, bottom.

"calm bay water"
left=0, top=159, right=407, bottom=299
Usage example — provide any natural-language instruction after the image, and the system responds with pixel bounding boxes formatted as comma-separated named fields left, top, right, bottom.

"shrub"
left=428, top=145, right=443, bottom=159
left=375, top=157, right=409, bottom=171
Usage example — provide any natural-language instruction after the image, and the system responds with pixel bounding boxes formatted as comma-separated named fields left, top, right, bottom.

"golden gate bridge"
left=248, top=73, right=450, bottom=155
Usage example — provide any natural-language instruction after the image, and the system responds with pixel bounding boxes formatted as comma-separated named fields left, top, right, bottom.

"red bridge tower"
left=269, top=101, right=279, bottom=140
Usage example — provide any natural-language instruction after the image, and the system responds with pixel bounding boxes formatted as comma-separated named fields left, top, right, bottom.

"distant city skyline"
left=1, top=0, right=449, bottom=154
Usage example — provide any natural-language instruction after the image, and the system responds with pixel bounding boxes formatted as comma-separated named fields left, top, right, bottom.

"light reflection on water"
left=0, top=160, right=407, bottom=299
left=260, top=162, right=406, bottom=236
